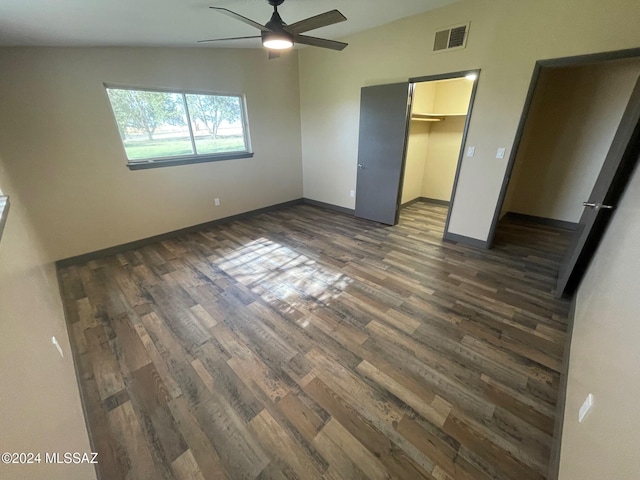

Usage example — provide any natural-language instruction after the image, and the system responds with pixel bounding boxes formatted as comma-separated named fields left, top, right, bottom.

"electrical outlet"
left=52, top=336, right=64, bottom=358
left=579, top=393, right=594, bottom=423
left=350, top=190, right=355, bottom=198
left=214, top=198, right=220, bottom=206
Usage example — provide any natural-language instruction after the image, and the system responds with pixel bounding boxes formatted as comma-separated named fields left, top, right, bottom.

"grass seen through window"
left=124, top=136, right=246, bottom=160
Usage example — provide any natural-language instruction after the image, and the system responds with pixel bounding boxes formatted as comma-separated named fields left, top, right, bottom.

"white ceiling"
left=0, top=0, right=460, bottom=48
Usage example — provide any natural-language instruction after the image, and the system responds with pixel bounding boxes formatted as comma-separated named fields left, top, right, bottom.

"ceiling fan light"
left=262, top=31, right=293, bottom=50
left=262, top=36, right=293, bottom=49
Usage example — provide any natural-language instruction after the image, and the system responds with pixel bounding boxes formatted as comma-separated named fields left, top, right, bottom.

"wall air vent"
left=433, top=23, right=469, bottom=53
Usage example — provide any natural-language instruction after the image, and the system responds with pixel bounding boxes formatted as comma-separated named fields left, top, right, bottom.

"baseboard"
left=548, top=295, right=576, bottom=480
left=443, top=231, right=489, bottom=249
left=506, top=212, right=578, bottom=230
left=56, top=198, right=304, bottom=268
left=400, top=197, right=423, bottom=209
left=302, top=198, right=355, bottom=216
left=421, top=196, right=450, bottom=206
left=401, top=196, right=450, bottom=209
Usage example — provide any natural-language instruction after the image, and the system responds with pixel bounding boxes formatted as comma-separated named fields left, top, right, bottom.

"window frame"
left=104, top=84, right=254, bottom=170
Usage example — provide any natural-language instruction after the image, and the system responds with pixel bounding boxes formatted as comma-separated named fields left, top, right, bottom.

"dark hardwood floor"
left=58, top=202, right=572, bottom=480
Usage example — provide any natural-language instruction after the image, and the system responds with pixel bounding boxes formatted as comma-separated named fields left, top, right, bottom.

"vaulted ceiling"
left=0, top=0, right=460, bottom=48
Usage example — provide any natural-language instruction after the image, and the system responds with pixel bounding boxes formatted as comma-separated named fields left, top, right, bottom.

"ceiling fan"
left=199, top=0, right=348, bottom=59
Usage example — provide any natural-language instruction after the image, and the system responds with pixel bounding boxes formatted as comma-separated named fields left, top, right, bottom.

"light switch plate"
left=496, top=147, right=506, bottom=159
left=467, top=146, right=476, bottom=157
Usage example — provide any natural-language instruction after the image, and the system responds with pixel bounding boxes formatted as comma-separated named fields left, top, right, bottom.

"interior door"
left=355, top=82, right=411, bottom=225
left=556, top=76, right=640, bottom=297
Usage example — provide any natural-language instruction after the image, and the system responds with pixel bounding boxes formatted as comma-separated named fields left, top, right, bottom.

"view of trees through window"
left=106, top=87, right=249, bottom=162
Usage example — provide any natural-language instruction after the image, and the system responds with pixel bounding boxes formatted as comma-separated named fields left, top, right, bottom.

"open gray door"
left=355, top=83, right=411, bottom=225
left=557, top=76, right=640, bottom=297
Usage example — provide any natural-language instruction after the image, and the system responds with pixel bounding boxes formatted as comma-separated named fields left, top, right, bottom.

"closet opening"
left=399, top=72, right=477, bottom=235
left=490, top=54, right=640, bottom=297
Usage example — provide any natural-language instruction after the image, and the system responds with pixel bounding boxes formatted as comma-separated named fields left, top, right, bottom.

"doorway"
left=354, top=70, right=479, bottom=234
left=399, top=75, right=476, bottom=232
left=491, top=53, right=640, bottom=297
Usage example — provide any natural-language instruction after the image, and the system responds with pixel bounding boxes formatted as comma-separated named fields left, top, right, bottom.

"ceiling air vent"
left=433, top=23, right=469, bottom=53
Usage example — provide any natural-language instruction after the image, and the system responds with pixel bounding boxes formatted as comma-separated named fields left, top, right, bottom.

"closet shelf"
left=411, top=112, right=467, bottom=122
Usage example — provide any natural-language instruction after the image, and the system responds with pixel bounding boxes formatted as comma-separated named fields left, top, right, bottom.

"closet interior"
left=400, top=77, right=474, bottom=216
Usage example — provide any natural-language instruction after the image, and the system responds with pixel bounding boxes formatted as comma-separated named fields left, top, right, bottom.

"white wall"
left=505, top=59, right=640, bottom=223
left=558, top=161, right=640, bottom=479
left=0, top=47, right=302, bottom=262
left=298, top=0, right=640, bottom=241
left=0, top=157, right=95, bottom=480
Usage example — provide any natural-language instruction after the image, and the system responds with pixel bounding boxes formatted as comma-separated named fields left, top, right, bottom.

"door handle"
left=583, top=201, right=614, bottom=211
left=358, top=163, right=365, bottom=169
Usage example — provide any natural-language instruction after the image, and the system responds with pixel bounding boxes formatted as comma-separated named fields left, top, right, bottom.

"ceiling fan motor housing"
left=266, top=11, right=287, bottom=31
left=267, top=0, right=285, bottom=7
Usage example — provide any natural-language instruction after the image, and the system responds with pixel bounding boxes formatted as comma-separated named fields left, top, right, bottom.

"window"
left=105, top=86, right=252, bottom=170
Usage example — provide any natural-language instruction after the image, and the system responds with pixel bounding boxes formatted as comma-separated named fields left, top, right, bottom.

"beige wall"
left=401, top=82, right=434, bottom=205
left=421, top=115, right=466, bottom=201
left=401, top=121, right=431, bottom=204
left=298, top=0, right=640, bottom=241
left=432, top=79, right=473, bottom=115
left=0, top=158, right=95, bottom=480
left=559, top=162, right=640, bottom=479
left=0, top=47, right=302, bottom=262
left=413, top=81, right=437, bottom=113
left=505, top=59, right=640, bottom=223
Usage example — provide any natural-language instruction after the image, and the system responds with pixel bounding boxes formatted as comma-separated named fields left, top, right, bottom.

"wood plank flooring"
left=59, top=202, right=572, bottom=480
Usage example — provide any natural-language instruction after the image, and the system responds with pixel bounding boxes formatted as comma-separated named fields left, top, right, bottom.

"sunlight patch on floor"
left=212, top=237, right=353, bottom=313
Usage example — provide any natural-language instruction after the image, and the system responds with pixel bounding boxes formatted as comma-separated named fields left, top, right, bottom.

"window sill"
left=127, top=152, right=254, bottom=170
left=0, top=196, right=9, bottom=243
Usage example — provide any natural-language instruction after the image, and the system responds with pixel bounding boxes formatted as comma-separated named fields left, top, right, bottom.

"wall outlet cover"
left=579, top=393, right=594, bottom=423
left=52, top=336, right=64, bottom=358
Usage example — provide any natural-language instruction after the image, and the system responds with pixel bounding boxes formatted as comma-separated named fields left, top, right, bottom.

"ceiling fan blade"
left=284, top=10, right=347, bottom=35
left=198, top=35, right=261, bottom=43
left=268, top=50, right=281, bottom=60
left=209, top=7, right=270, bottom=31
left=293, top=34, right=348, bottom=51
